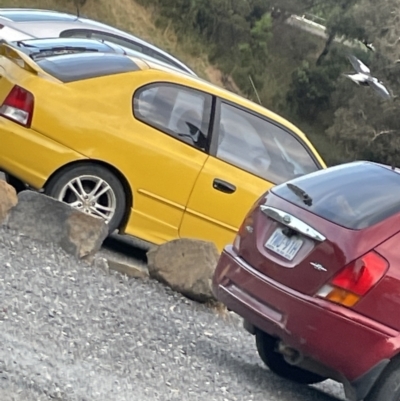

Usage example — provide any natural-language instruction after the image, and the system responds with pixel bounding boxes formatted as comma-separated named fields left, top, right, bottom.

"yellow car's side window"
left=216, top=103, right=320, bottom=184
left=133, top=84, right=212, bottom=152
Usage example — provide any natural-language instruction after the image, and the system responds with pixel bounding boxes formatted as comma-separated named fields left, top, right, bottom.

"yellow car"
left=0, top=38, right=326, bottom=252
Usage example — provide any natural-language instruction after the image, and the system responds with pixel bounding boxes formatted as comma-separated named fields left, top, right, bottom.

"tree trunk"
left=316, top=31, right=336, bottom=66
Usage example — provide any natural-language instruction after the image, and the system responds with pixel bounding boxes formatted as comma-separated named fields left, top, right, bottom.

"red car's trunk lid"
left=237, top=162, right=400, bottom=296
left=238, top=195, right=362, bottom=295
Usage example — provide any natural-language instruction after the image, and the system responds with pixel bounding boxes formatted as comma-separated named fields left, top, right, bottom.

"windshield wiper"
left=286, top=183, right=313, bottom=206
left=16, top=41, right=37, bottom=48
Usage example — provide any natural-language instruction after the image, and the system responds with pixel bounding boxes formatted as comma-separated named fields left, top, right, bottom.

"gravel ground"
left=0, top=226, right=346, bottom=401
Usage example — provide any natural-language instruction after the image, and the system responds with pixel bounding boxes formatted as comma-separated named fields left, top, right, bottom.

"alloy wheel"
left=57, top=175, right=117, bottom=223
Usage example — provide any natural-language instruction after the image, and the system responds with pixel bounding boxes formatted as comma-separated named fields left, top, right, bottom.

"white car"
left=0, top=8, right=196, bottom=76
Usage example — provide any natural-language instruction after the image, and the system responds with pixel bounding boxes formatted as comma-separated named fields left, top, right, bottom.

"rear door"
left=127, top=82, right=214, bottom=242
left=179, top=100, right=321, bottom=251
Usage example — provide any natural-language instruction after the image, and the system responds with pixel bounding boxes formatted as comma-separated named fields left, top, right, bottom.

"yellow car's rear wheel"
left=45, top=163, right=127, bottom=234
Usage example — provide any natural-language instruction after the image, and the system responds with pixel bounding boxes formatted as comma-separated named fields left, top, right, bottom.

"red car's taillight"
left=316, top=251, right=388, bottom=307
left=0, top=85, right=34, bottom=127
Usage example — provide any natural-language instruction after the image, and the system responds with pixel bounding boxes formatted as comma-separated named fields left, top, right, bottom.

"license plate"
left=265, top=228, right=303, bottom=261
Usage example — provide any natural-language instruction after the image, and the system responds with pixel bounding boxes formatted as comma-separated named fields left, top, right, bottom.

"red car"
left=212, top=161, right=400, bottom=401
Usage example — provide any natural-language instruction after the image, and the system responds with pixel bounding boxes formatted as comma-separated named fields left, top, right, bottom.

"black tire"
left=45, top=163, right=127, bottom=234
left=4, top=173, right=27, bottom=193
left=255, top=330, right=326, bottom=384
left=365, top=359, right=400, bottom=401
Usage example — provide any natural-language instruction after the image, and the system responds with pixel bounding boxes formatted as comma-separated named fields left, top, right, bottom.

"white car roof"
left=0, top=8, right=196, bottom=76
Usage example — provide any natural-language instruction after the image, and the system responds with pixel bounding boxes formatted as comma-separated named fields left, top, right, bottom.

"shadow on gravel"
left=196, top=338, right=345, bottom=401
left=103, top=235, right=148, bottom=262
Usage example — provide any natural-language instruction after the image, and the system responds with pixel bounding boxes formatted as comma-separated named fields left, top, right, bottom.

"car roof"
left=0, top=8, right=196, bottom=75
left=137, top=58, right=317, bottom=142
left=0, top=9, right=78, bottom=22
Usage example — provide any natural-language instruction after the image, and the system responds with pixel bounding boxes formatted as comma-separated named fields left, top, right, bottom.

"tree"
left=316, top=3, right=366, bottom=65
left=326, top=0, right=400, bottom=166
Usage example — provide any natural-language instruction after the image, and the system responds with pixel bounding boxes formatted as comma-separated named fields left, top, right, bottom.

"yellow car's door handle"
left=213, top=178, right=236, bottom=194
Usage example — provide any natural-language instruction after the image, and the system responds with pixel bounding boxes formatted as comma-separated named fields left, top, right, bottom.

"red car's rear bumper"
left=213, top=246, right=399, bottom=400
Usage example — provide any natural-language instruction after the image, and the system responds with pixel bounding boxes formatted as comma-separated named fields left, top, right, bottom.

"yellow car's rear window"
left=36, top=52, right=140, bottom=82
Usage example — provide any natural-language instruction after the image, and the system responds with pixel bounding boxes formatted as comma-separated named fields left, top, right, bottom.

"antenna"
left=74, top=0, right=87, bottom=18
left=248, top=75, right=262, bottom=105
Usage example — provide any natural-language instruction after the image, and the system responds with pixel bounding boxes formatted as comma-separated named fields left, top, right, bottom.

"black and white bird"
left=362, top=40, right=376, bottom=52
left=344, top=54, right=392, bottom=100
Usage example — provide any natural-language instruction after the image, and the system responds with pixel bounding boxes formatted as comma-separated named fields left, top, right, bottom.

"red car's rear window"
left=271, top=161, right=400, bottom=230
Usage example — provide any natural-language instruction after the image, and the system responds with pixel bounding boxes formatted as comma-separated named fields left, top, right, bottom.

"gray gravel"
left=0, top=226, right=346, bottom=401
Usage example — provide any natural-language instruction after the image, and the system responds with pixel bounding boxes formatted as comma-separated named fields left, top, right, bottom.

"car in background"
left=0, top=39, right=325, bottom=252
left=212, top=160, right=400, bottom=400
left=0, top=8, right=196, bottom=75
left=4, top=36, right=143, bottom=58
left=2, top=36, right=187, bottom=74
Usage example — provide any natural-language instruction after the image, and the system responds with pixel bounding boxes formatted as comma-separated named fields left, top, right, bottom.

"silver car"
left=0, top=8, right=197, bottom=76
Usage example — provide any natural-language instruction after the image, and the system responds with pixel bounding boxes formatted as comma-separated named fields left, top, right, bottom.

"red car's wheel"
left=255, top=330, right=326, bottom=384
left=365, top=359, right=400, bottom=401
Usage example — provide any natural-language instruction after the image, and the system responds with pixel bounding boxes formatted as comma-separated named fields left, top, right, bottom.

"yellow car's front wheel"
left=45, top=163, right=127, bottom=234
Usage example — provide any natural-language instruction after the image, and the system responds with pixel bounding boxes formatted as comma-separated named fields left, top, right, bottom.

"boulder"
left=147, top=238, right=220, bottom=303
left=0, top=179, right=18, bottom=224
left=5, top=190, right=108, bottom=259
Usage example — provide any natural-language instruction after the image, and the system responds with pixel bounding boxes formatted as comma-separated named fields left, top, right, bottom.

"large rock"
left=0, top=179, right=18, bottom=224
left=147, top=238, right=220, bottom=303
left=4, top=190, right=108, bottom=259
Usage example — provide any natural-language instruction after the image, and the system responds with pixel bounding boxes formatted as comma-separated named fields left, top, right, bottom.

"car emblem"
left=310, top=262, right=327, bottom=272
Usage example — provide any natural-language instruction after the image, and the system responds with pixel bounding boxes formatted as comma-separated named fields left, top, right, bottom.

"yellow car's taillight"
left=0, top=85, right=34, bottom=127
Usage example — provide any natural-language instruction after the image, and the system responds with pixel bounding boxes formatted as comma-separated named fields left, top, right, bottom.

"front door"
left=179, top=101, right=321, bottom=251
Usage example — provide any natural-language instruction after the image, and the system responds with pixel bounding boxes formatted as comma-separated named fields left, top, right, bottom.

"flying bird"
left=344, top=54, right=392, bottom=100
left=362, top=40, right=376, bottom=52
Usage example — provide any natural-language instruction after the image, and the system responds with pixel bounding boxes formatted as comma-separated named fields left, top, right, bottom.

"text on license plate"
left=265, top=228, right=303, bottom=261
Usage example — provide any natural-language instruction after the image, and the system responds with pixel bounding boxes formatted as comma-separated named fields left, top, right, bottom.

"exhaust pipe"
left=277, top=341, right=303, bottom=365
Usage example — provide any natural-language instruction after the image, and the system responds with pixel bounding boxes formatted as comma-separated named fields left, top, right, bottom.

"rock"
left=5, top=190, right=108, bottom=259
left=0, top=180, right=18, bottom=224
left=147, top=238, right=220, bottom=303
left=107, top=259, right=149, bottom=279
left=92, top=256, right=110, bottom=275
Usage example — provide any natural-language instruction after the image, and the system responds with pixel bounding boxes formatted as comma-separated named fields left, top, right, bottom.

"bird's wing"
left=369, top=80, right=392, bottom=100
left=343, top=73, right=364, bottom=84
left=348, top=54, right=371, bottom=75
